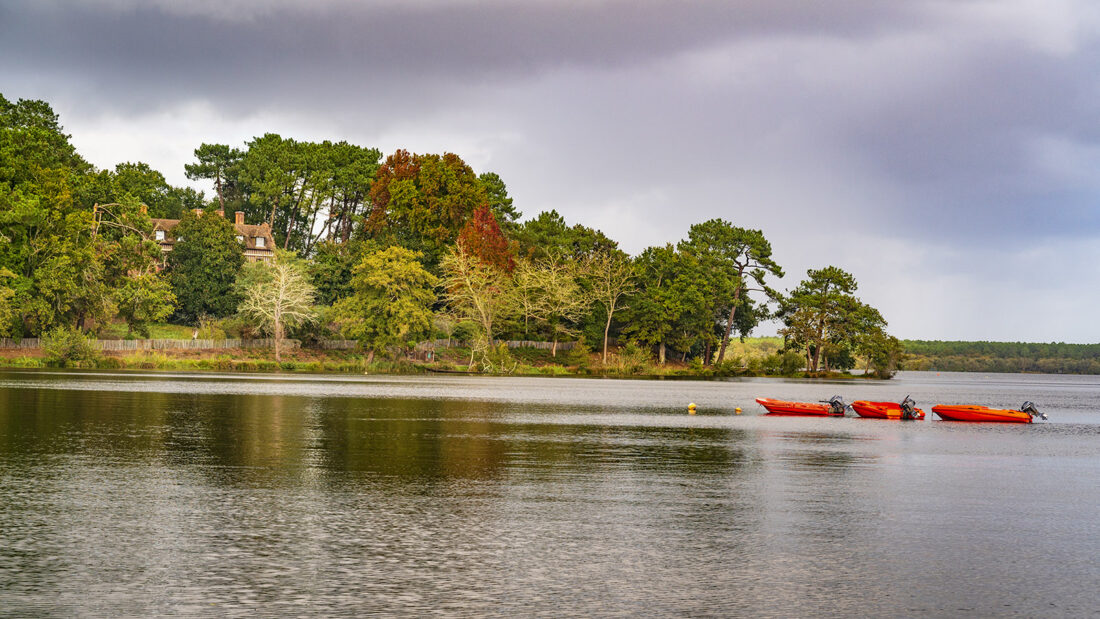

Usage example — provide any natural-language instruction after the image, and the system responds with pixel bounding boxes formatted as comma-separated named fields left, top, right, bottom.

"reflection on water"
left=0, top=370, right=1098, bottom=615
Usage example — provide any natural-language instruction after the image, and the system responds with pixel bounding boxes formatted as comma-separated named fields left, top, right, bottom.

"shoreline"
left=0, top=349, right=883, bottom=381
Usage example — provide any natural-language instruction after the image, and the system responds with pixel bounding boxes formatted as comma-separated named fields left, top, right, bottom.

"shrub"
left=616, top=341, right=652, bottom=375
left=565, top=338, right=592, bottom=371
left=482, top=342, right=517, bottom=374
left=215, top=315, right=256, bottom=340
left=713, top=358, right=742, bottom=376
left=779, top=351, right=805, bottom=375
left=197, top=317, right=227, bottom=340
left=538, top=364, right=570, bottom=376
left=451, top=320, right=479, bottom=343
left=41, top=326, right=101, bottom=367
left=746, top=356, right=762, bottom=373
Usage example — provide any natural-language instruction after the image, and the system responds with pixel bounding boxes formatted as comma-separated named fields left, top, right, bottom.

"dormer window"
left=155, top=230, right=165, bottom=241
left=255, top=236, right=265, bottom=248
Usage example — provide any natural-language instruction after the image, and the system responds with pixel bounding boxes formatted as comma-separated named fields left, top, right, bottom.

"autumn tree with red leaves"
left=365, top=150, right=487, bottom=268
left=457, top=205, right=515, bottom=273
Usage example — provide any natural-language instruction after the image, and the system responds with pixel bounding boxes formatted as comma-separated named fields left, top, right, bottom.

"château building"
left=151, top=210, right=276, bottom=263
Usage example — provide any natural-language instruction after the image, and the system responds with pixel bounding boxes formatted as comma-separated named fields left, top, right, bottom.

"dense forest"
left=0, top=93, right=908, bottom=375
left=903, top=340, right=1100, bottom=375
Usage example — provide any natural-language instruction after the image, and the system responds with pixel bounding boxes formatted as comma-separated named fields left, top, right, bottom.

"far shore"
left=0, top=344, right=884, bottom=380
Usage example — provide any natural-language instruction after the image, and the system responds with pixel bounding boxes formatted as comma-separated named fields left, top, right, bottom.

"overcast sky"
left=3, top=0, right=1100, bottom=342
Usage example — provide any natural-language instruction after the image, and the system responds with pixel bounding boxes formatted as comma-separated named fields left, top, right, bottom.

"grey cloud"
left=1, top=1, right=916, bottom=114
left=4, top=0, right=1100, bottom=340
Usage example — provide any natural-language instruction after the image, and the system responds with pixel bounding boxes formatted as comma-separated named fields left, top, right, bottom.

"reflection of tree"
left=0, top=386, right=172, bottom=457
left=318, top=397, right=511, bottom=481
left=186, top=393, right=308, bottom=480
left=316, top=402, right=758, bottom=484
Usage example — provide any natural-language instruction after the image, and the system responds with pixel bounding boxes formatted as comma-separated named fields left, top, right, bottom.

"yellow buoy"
left=735, top=407, right=742, bottom=415
left=688, top=402, right=697, bottom=415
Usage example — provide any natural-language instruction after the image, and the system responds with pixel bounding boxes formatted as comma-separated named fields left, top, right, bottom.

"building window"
left=255, top=236, right=265, bottom=248
left=236, top=235, right=244, bottom=243
left=155, top=230, right=165, bottom=241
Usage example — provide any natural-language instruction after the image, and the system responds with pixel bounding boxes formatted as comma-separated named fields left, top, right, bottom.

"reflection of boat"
left=756, top=396, right=846, bottom=416
left=931, top=401, right=1046, bottom=423
left=852, top=396, right=925, bottom=420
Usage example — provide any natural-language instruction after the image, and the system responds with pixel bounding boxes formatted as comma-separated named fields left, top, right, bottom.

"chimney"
left=192, top=208, right=202, bottom=216
left=216, top=209, right=225, bottom=219
left=235, top=211, right=245, bottom=225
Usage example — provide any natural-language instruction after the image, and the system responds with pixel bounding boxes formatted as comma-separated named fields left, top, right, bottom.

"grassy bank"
left=0, top=337, right=881, bottom=379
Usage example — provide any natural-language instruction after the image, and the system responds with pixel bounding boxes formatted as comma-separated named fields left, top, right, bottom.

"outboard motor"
left=827, top=395, right=848, bottom=415
left=899, top=395, right=920, bottom=420
left=1020, top=401, right=1047, bottom=420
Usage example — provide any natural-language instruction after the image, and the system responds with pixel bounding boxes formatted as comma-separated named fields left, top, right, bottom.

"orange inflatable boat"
left=931, top=401, right=1046, bottom=423
left=851, top=396, right=925, bottom=420
left=756, top=396, right=847, bottom=416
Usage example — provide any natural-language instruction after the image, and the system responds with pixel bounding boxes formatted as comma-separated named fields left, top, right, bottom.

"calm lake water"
left=1, top=370, right=1097, bottom=616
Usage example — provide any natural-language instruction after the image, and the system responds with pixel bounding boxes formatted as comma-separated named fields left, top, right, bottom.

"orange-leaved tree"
left=457, top=205, right=515, bottom=273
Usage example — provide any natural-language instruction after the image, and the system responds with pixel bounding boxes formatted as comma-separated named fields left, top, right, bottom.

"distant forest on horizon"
left=902, top=340, right=1100, bottom=375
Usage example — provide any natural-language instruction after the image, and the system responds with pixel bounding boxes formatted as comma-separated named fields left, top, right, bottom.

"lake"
left=0, top=369, right=1097, bottom=616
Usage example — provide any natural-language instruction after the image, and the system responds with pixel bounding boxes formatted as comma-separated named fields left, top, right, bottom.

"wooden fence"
left=0, top=337, right=575, bottom=352
left=0, top=338, right=41, bottom=349
left=322, top=339, right=576, bottom=351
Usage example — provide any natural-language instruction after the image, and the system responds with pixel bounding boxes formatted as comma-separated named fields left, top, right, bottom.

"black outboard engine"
left=899, top=395, right=920, bottom=420
left=827, top=395, right=847, bottom=415
left=1020, top=401, right=1047, bottom=420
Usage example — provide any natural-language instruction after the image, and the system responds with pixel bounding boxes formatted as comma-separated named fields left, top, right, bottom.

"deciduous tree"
left=366, top=150, right=486, bottom=268
left=512, top=255, right=591, bottom=355
left=457, top=205, right=515, bottom=273
left=586, top=249, right=635, bottom=363
left=332, top=246, right=438, bottom=361
left=0, top=268, right=15, bottom=336
left=238, top=252, right=317, bottom=361
left=115, top=273, right=176, bottom=337
left=167, top=209, right=245, bottom=323
left=440, top=241, right=516, bottom=363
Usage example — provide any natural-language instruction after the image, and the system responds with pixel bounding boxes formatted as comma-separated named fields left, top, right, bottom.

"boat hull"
left=930, top=405, right=1032, bottom=423
left=755, top=398, right=842, bottom=416
left=851, top=400, right=925, bottom=420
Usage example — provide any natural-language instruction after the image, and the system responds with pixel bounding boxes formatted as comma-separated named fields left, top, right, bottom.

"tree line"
left=904, top=340, right=1100, bottom=375
left=0, top=93, right=903, bottom=375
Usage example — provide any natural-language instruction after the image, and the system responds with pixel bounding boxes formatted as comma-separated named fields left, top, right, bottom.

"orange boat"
left=851, top=396, right=925, bottom=420
left=756, top=396, right=847, bottom=416
left=931, top=401, right=1046, bottom=423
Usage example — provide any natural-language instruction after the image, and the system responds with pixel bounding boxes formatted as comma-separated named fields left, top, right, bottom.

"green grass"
left=0, top=335, right=888, bottom=379
left=0, top=351, right=418, bottom=374
left=722, top=336, right=785, bottom=364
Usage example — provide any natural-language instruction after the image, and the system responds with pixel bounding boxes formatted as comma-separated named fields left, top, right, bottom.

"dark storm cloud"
left=0, top=0, right=915, bottom=114
left=3, top=0, right=1098, bottom=243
